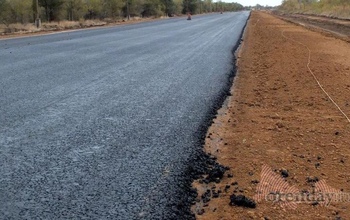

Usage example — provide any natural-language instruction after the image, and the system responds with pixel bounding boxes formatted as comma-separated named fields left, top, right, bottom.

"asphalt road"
left=0, top=12, right=250, bottom=219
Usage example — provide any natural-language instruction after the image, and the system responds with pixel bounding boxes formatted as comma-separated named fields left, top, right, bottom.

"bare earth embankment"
left=193, top=11, right=350, bottom=219
left=276, top=13, right=350, bottom=43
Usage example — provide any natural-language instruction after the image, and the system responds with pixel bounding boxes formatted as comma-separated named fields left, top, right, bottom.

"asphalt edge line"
left=178, top=11, right=252, bottom=219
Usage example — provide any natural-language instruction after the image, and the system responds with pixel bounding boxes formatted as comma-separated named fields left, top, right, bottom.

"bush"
left=279, top=0, right=350, bottom=18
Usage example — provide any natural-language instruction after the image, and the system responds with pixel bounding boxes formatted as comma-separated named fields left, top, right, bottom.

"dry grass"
left=42, top=20, right=107, bottom=30
left=0, top=24, right=5, bottom=34
left=319, top=5, right=350, bottom=19
left=80, top=19, right=107, bottom=27
left=41, top=21, right=80, bottom=30
left=280, top=3, right=350, bottom=19
left=0, top=19, right=108, bottom=35
left=0, top=16, right=168, bottom=36
left=0, top=23, right=39, bottom=35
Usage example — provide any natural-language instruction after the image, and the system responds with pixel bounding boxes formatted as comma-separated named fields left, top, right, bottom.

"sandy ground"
left=193, top=11, right=350, bottom=219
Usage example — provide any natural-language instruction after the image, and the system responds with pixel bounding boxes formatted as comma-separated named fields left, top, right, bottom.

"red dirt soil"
left=193, top=11, right=350, bottom=220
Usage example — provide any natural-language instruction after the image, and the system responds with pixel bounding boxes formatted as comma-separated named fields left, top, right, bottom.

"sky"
left=228, top=0, right=283, bottom=6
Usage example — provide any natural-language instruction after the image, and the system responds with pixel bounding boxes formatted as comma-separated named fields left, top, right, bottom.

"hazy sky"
left=228, top=0, right=283, bottom=6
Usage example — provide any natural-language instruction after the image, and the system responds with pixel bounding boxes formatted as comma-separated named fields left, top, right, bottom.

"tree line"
left=0, top=0, right=243, bottom=25
left=280, top=0, right=350, bottom=16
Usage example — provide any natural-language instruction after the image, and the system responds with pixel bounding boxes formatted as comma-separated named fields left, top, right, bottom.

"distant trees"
left=104, top=0, right=123, bottom=18
left=182, top=0, right=197, bottom=14
left=320, top=0, right=349, bottom=9
left=161, top=0, right=175, bottom=16
left=0, top=0, right=244, bottom=25
left=65, top=0, right=85, bottom=21
left=142, top=0, right=164, bottom=17
left=85, top=0, right=103, bottom=19
left=202, top=0, right=213, bottom=13
left=172, top=0, right=183, bottom=15
left=0, top=0, right=32, bottom=24
left=0, top=0, right=10, bottom=25
left=39, top=0, right=65, bottom=21
left=280, top=0, right=299, bottom=12
left=222, top=2, right=243, bottom=12
left=280, top=0, right=350, bottom=17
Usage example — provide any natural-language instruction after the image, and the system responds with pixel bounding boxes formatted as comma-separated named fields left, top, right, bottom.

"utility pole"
left=35, top=0, right=41, bottom=28
left=126, top=0, right=130, bottom=20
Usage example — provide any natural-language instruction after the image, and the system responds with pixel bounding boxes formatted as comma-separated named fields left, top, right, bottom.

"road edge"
left=177, top=12, right=251, bottom=219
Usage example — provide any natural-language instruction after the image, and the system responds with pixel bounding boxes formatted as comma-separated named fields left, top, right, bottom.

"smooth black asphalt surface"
left=0, top=12, right=250, bottom=219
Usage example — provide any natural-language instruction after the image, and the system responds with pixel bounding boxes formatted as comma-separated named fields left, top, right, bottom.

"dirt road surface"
left=193, top=11, right=350, bottom=219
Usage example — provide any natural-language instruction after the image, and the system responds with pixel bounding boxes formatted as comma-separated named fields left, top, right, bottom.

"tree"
left=161, top=0, right=175, bottom=16
left=280, top=0, right=299, bottom=12
left=103, top=0, right=124, bottom=19
left=203, top=0, right=213, bottom=13
left=39, top=0, right=65, bottom=22
left=182, top=0, right=197, bottom=14
left=84, top=0, right=103, bottom=19
left=0, top=0, right=33, bottom=25
left=0, top=0, right=11, bottom=26
left=65, top=0, right=85, bottom=21
left=122, top=0, right=144, bottom=17
left=142, top=0, right=164, bottom=17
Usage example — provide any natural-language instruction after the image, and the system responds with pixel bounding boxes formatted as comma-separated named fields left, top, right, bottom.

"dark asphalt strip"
left=176, top=13, right=251, bottom=219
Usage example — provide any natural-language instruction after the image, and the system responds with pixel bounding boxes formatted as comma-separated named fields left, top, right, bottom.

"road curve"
left=0, top=12, right=250, bottom=219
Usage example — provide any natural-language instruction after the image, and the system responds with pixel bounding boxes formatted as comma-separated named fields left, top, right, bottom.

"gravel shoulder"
left=193, top=11, right=350, bottom=219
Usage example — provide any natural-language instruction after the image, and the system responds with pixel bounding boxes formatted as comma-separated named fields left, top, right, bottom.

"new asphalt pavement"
left=0, top=11, right=250, bottom=219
